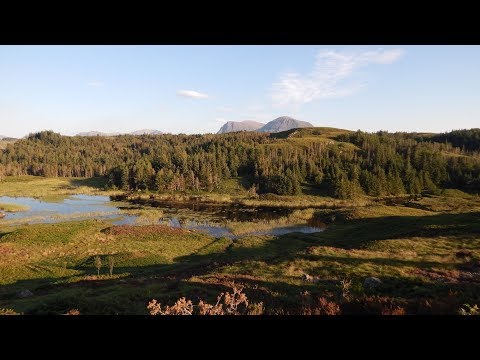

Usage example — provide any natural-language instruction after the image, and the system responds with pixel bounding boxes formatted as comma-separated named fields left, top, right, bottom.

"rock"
left=18, top=289, right=34, bottom=298
left=0, top=212, right=5, bottom=219
left=364, top=277, right=382, bottom=289
left=302, top=274, right=312, bottom=281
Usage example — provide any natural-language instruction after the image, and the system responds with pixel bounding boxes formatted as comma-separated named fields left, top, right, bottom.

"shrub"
left=458, top=304, right=480, bottom=315
left=340, top=278, right=352, bottom=301
left=148, top=298, right=194, bottom=315
left=247, top=302, right=265, bottom=315
left=65, top=309, right=80, bottom=315
left=0, top=308, right=20, bottom=315
left=94, top=255, right=102, bottom=276
left=108, top=255, right=114, bottom=276
left=345, top=295, right=406, bottom=315
left=302, top=296, right=341, bottom=315
left=381, top=306, right=406, bottom=315
left=148, top=286, right=260, bottom=315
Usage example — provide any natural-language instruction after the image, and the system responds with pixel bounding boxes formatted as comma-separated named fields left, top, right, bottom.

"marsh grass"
left=0, top=210, right=120, bottom=227
left=0, top=203, right=29, bottom=212
left=226, top=208, right=317, bottom=235
left=0, top=178, right=479, bottom=314
left=0, top=176, right=121, bottom=199
left=119, top=207, right=164, bottom=225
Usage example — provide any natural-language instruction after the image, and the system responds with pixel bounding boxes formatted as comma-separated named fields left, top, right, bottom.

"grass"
left=124, top=190, right=371, bottom=210
left=119, top=207, right=165, bottom=225
left=0, top=139, right=16, bottom=150
left=1, top=176, right=480, bottom=314
left=226, top=208, right=317, bottom=235
left=0, top=190, right=479, bottom=314
left=0, top=203, right=29, bottom=212
left=0, top=176, right=121, bottom=199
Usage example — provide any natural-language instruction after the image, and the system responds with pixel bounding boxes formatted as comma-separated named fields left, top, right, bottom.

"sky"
left=1, top=45, right=480, bottom=138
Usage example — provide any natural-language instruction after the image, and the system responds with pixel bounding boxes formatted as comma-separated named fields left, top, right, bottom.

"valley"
left=1, top=126, right=479, bottom=315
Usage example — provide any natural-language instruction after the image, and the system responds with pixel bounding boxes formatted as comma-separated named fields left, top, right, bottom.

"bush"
left=148, top=286, right=264, bottom=315
left=301, top=297, right=341, bottom=315
left=458, top=304, right=480, bottom=315
left=0, top=308, right=20, bottom=315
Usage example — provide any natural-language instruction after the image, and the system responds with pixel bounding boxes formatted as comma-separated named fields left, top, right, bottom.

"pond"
left=0, top=195, right=325, bottom=238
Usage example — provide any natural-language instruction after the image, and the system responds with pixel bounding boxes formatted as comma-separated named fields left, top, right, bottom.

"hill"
left=3, top=127, right=480, bottom=196
left=76, top=130, right=162, bottom=137
left=258, top=116, right=313, bottom=133
left=130, top=129, right=163, bottom=135
left=76, top=131, right=118, bottom=137
left=0, top=135, right=16, bottom=141
left=217, top=120, right=265, bottom=134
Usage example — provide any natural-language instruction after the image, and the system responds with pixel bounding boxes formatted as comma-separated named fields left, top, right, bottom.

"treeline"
left=1, top=129, right=480, bottom=198
left=429, top=128, right=480, bottom=152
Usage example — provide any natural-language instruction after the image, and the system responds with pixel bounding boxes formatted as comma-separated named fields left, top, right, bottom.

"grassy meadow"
left=0, top=175, right=121, bottom=200
left=1, top=176, right=480, bottom=315
left=0, top=203, right=29, bottom=212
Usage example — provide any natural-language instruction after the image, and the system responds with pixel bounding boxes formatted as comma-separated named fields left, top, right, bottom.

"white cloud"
left=271, top=48, right=404, bottom=106
left=177, top=89, right=209, bottom=99
left=215, top=117, right=228, bottom=123
left=87, top=80, right=104, bottom=87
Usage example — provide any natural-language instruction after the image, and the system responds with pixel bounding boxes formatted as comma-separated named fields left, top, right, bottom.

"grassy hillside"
left=3, top=128, right=480, bottom=197
left=0, top=175, right=119, bottom=200
left=0, top=139, right=16, bottom=150
left=1, top=189, right=479, bottom=315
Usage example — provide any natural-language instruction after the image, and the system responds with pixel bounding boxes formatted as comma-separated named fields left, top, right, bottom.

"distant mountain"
left=217, top=120, right=265, bottom=134
left=130, top=129, right=163, bottom=135
left=76, top=131, right=117, bottom=137
left=0, top=135, right=16, bottom=141
left=258, top=116, right=313, bottom=133
left=76, top=130, right=162, bottom=137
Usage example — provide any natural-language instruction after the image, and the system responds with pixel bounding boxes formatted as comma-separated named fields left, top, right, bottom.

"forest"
left=1, top=128, right=480, bottom=199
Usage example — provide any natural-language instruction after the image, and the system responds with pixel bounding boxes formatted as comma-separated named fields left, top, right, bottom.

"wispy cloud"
left=87, top=80, right=104, bottom=87
left=215, top=117, right=229, bottom=123
left=177, top=89, right=209, bottom=99
left=271, top=48, right=404, bottom=106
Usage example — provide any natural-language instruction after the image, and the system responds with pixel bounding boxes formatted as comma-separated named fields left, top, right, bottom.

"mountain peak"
left=258, top=116, right=313, bottom=133
left=217, top=120, right=265, bottom=134
left=130, top=129, right=163, bottom=135
left=217, top=116, right=313, bottom=134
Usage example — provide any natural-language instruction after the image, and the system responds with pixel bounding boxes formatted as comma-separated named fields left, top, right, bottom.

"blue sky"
left=1, top=45, right=480, bottom=137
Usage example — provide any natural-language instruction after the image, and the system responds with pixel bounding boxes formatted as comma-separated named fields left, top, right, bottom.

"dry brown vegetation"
left=148, top=286, right=264, bottom=315
left=0, top=308, right=20, bottom=315
left=65, top=309, right=80, bottom=315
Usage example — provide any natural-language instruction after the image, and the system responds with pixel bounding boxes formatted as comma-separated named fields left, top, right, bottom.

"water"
left=0, top=195, right=325, bottom=238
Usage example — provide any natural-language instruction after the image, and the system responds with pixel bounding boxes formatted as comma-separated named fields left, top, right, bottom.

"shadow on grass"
left=314, top=211, right=480, bottom=249
left=69, top=177, right=108, bottom=189
left=0, top=231, right=14, bottom=241
left=1, top=210, right=480, bottom=313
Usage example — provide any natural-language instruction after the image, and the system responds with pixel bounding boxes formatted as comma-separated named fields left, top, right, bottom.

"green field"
left=0, top=203, right=29, bottom=212
left=0, top=176, right=120, bottom=200
left=1, top=176, right=479, bottom=315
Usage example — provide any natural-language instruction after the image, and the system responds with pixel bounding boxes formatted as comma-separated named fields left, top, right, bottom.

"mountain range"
left=217, top=116, right=313, bottom=134
left=76, top=129, right=163, bottom=137
left=4, top=117, right=312, bottom=139
left=0, top=135, right=16, bottom=141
